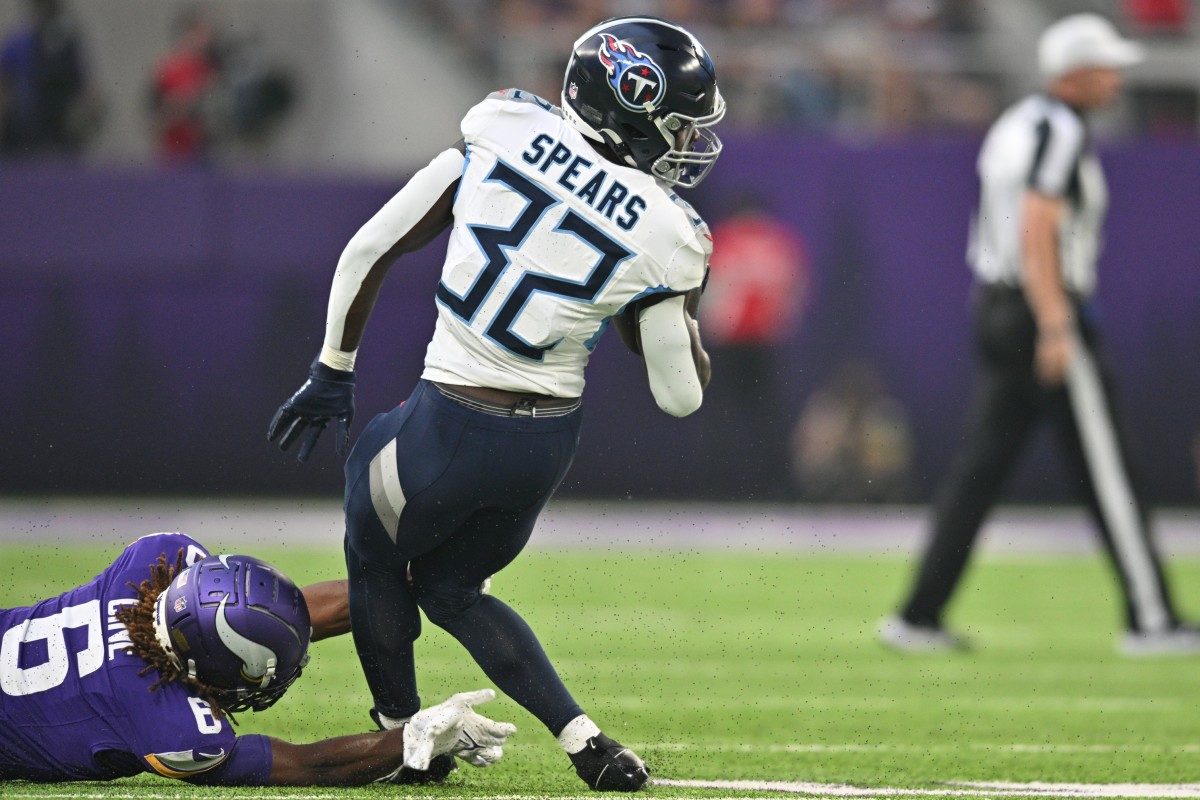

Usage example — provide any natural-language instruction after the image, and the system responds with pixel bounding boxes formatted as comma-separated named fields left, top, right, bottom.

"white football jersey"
left=421, top=89, right=711, bottom=397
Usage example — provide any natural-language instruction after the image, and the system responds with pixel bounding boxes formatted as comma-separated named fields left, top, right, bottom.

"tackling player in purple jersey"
left=0, top=532, right=515, bottom=785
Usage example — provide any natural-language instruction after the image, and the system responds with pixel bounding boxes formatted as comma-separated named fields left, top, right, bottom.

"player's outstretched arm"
left=268, top=143, right=464, bottom=462
left=263, top=690, right=516, bottom=786
left=265, top=728, right=409, bottom=786
left=301, top=580, right=351, bottom=641
left=638, top=292, right=709, bottom=417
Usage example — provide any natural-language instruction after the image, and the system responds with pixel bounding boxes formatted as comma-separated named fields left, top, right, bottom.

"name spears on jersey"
left=521, top=133, right=647, bottom=231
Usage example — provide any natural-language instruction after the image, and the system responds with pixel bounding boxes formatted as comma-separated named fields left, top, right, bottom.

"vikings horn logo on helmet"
left=597, top=34, right=666, bottom=112
left=215, top=595, right=278, bottom=686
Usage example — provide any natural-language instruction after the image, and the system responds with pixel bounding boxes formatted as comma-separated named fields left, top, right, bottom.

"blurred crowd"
left=148, top=7, right=295, bottom=165
left=2, top=0, right=1196, bottom=164
left=0, top=0, right=295, bottom=164
left=424, top=0, right=1002, bottom=134
left=421, top=0, right=1198, bottom=137
left=0, top=0, right=98, bottom=159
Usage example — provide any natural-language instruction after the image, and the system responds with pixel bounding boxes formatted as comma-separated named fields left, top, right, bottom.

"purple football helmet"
left=153, top=554, right=311, bottom=713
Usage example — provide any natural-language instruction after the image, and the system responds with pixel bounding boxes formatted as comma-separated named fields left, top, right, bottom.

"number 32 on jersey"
left=436, top=161, right=633, bottom=361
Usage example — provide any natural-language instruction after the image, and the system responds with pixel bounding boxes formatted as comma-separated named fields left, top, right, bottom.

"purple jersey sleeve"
left=124, top=674, right=241, bottom=781
left=181, top=733, right=273, bottom=786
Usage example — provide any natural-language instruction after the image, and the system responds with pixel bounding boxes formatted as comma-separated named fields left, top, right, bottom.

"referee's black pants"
left=900, top=285, right=1179, bottom=633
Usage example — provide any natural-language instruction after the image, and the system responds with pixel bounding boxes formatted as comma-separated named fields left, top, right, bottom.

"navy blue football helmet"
left=562, top=16, right=724, bottom=188
left=153, top=554, right=311, bottom=713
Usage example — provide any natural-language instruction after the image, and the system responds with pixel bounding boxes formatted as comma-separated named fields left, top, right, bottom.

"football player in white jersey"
left=268, top=16, right=724, bottom=791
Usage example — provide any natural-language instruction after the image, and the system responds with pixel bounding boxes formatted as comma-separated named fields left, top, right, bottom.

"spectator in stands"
left=0, top=0, right=100, bottom=159
left=701, top=192, right=811, bottom=500
left=150, top=7, right=220, bottom=165
left=1122, top=0, right=1190, bottom=36
left=223, top=32, right=297, bottom=154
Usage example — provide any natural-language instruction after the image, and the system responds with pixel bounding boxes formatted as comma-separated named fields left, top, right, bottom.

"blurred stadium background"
left=4, top=3, right=1200, bottom=796
left=1, top=0, right=1198, bottom=511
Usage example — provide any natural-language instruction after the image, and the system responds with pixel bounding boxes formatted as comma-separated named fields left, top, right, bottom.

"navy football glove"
left=268, top=360, right=356, bottom=462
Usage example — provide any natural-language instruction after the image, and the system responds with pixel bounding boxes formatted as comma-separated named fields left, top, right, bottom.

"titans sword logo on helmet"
left=597, top=34, right=666, bottom=111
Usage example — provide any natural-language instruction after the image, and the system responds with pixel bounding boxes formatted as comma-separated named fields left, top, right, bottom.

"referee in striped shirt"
left=881, top=14, right=1200, bottom=656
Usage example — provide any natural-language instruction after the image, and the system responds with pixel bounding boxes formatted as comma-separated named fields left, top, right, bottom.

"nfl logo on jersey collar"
left=597, top=34, right=666, bottom=112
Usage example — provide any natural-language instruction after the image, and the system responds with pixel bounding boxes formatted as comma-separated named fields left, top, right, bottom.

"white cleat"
left=878, top=615, right=969, bottom=653
left=1119, top=625, right=1200, bottom=657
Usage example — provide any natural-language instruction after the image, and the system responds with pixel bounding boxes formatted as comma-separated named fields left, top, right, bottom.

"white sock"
left=376, top=711, right=409, bottom=731
left=558, top=714, right=602, bottom=754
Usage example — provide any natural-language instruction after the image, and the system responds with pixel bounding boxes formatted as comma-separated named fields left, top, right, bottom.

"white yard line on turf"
left=656, top=779, right=1200, bottom=798
left=613, top=696, right=1183, bottom=712
left=638, top=743, right=1200, bottom=754
left=958, top=784, right=1200, bottom=798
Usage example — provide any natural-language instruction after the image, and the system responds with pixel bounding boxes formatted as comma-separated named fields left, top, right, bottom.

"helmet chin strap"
left=560, top=98, right=639, bottom=169
left=598, top=128, right=639, bottom=169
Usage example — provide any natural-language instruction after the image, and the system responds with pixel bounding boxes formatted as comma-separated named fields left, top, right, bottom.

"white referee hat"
left=1038, top=14, right=1145, bottom=80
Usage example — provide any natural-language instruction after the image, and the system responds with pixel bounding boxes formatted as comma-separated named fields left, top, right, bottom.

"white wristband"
left=319, top=345, right=358, bottom=372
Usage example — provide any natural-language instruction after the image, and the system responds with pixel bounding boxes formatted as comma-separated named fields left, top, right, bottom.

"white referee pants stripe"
left=1066, top=340, right=1170, bottom=633
left=368, top=439, right=406, bottom=543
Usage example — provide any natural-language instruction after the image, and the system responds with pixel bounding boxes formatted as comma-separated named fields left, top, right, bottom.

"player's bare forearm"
left=323, top=146, right=463, bottom=357
left=302, top=580, right=351, bottom=641
left=266, top=729, right=407, bottom=785
left=1020, top=192, right=1071, bottom=333
left=332, top=181, right=458, bottom=353
left=1020, top=192, right=1074, bottom=384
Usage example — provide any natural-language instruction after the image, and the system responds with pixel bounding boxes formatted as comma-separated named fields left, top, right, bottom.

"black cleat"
left=569, top=733, right=650, bottom=792
left=370, top=709, right=458, bottom=785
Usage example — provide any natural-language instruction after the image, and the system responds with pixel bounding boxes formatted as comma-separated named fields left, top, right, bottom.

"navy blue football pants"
left=343, top=380, right=585, bottom=734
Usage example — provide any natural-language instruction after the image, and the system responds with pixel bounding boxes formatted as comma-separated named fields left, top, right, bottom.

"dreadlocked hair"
left=114, top=549, right=235, bottom=723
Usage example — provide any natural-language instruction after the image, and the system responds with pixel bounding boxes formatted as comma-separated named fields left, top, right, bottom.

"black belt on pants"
left=433, top=382, right=582, bottom=418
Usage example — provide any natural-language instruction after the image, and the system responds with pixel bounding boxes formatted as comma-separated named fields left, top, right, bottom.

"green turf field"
left=2, top=539, right=1199, bottom=799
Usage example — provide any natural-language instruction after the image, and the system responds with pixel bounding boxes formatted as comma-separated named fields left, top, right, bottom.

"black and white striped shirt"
left=967, top=93, right=1108, bottom=296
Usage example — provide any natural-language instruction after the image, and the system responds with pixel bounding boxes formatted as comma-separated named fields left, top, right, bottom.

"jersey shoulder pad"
left=494, top=88, right=560, bottom=114
left=667, top=191, right=713, bottom=259
left=123, top=533, right=209, bottom=571
left=1025, top=102, right=1087, bottom=196
left=663, top=235, right=709, bottom=293
left=461, top=88, right=561, bottom=141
